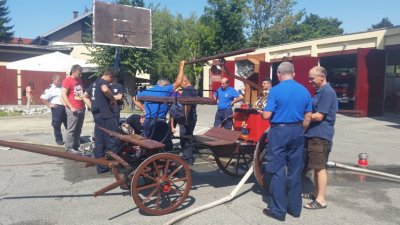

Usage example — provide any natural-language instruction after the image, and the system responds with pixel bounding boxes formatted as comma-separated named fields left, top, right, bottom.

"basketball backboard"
left=93, top=1, right=152, bottom=49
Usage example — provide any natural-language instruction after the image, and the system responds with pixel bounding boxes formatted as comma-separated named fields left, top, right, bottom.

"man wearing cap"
left=213, top=77, right=243, bottom=129
left=261, top=61, right=312, bottom=221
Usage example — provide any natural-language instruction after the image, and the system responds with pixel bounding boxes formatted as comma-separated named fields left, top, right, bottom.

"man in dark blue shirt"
left=262, top=62, right=312, bottom=221
left=303, top=66, right=337, bottom=210
left=213, top=77, right=243, bottom=129
left=109, top=80, right=124, bottom=122
left=179, top=76, right=198, bottom=165
left=84, top=69, right=120, bottom=174
left=134, top=61, right=185, bottom=150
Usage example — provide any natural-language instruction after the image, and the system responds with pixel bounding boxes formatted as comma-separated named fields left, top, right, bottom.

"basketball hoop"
left=115, top=31, right=136, bottom=46
left=93, top=1, right=152, bottom=49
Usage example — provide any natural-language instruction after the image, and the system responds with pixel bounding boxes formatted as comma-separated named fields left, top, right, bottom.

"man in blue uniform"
left=84, top=69, right=120, bottom=174
left=213, top=77, right=243, bottom=129
left=109, top=79, right=124, bottom=122
left=262, top=62, right=312, bottom=221
left=303, top=66, right=337, bottom=210
left=134, top=60, right=185, bottom=150
left=40, top=74, right=67, bottom=145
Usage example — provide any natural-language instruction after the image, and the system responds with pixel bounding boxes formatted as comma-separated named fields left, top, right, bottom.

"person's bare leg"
left=315, top=168, right=327, bottom=206
left=313, top=170, right=318, bottom=198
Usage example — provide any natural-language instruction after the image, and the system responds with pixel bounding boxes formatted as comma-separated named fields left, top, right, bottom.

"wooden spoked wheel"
left=213, top=144, right=254, bottom=177
left=253, top=130, right=269, bottom=189
left=131, top=153, right=192, bottom=215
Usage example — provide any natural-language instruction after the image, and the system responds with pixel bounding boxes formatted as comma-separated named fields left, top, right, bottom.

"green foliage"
left=247, top=0, right=303, bottom=47
left=201, top=0, right=248, bottom=53
left=0, top=0, right=14, bottom=43
left=0, top=110, right=22, bottom=116
left=83, top=0, right=346, bottom=92
left=131, top=0, right=144, bottom=7
left=248, top=0, right=343, bottom=47
left=370, top=17, right=394, bottom=30
left=150, top=9, right=211, bottom=86
left=290, top=13, right=344, bottom=42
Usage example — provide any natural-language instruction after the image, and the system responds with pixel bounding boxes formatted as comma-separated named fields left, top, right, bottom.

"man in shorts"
left=304, top=66, right=338, bottom=210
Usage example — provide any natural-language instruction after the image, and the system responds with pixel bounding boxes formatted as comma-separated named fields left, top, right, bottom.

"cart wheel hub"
left=162, top=182, right=171, bottom=193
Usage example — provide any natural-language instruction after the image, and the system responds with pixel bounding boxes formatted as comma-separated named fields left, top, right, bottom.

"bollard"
left=357, top=153, right=369, bottom=167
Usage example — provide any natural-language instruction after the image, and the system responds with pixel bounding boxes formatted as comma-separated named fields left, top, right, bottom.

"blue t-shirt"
left=137, top=84, right=174, bottom=119
left=88, top=78, right=114, bottom=119
left=264, top=79, right=312, bottom=123
left=305, top=83, right=338, bottom=141
left=213, top=86, right=240, bottom=110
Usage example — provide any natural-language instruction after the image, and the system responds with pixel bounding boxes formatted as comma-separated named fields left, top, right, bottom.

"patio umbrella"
left=6, top=51, right=97, bottom=73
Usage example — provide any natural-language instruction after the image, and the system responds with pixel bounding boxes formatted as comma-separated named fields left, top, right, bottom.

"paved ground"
left=0, top=105, right=399, bottom=225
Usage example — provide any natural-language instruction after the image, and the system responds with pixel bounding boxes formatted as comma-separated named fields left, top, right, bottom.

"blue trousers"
left=214, top=108, right=233, bottom=129
left=264, top=124, right=304, bottom=218
left=93, top=117, right=121, bottom=173
left=180, top=113, right=197, bottom=162
left=143, top=118, right=173, bottom=151
left=51, top=105, right=67, bottom=143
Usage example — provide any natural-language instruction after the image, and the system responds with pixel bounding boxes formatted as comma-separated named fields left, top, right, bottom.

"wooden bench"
left=99, top=127, right=165, bottom=150
left=189, top=127, right=241, bottom=147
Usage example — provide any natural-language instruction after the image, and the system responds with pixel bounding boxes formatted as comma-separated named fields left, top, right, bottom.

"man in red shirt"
left=61, top=64, right=85, bottom=154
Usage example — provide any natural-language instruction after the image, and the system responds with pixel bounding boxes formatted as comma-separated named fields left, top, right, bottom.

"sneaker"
left=65, top=148, right=81, bottom=155
left=56, top=141, right=65, bottom=145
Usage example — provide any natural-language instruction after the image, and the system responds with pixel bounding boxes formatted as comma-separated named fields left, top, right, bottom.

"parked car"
left=330, top=77, right=355, bottom=103
left=332, top=82, right=354, bottom=103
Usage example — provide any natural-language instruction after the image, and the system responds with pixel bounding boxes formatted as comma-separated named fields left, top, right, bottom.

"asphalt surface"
left=0, top=105, right=399, bottom=225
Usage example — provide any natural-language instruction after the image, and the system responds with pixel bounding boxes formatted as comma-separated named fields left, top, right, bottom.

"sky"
left=6, top=0, right=400, bottom=39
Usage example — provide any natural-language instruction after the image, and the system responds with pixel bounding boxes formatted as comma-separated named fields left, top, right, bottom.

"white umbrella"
left=6, top=51, right=97, bottom=73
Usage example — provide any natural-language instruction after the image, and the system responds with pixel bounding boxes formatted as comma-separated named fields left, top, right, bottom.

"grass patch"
left=0, top=110, right=23, bottom=116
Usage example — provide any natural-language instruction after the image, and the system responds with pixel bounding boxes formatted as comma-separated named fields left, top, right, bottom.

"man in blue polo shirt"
left=84, top=69, right=120, bottom=174
left=134, top=60, right=185, bottom=150
left=303, top=66, right=337, bottom=210
left=262, top=62, right=312, bottom=221
left=213, top=77, right=243, bottom=129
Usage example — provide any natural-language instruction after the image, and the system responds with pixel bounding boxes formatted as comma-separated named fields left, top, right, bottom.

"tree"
left=0, top=0, right=14, bottom=43
left=370, top=17, right=393, bottom=30
left=131, top=0, right=144, bottom=7
left=201, top=0, right=248, bottom=53
left=247, top=0, right=303, bottom=47
left=290, top=13, right=343, bottom=42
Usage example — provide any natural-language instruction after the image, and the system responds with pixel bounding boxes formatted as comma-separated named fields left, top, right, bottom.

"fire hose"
left=327, top=161, right=400, bottom=180
left=164, top=165, right=255, bottom=225
left=165, top=160, right=400, bottom=224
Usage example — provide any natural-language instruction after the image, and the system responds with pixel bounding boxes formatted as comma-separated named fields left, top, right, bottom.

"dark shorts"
left=306, top=137, right=328, bottom=170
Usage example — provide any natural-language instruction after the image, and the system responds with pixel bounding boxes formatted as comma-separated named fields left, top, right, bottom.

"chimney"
left=73, top=11, right=79, bottom=19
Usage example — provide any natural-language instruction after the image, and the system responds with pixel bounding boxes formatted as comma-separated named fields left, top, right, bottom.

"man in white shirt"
left=41, top=74, right=67, bottom=145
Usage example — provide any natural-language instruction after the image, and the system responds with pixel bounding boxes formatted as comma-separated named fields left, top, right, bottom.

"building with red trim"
left=204, top=26, right=400, bottom=117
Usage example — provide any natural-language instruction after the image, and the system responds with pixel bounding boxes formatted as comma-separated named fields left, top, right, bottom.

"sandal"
left=301, top=192, right=315, bottom=200
left=303, top=200, right=327, bottom=210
